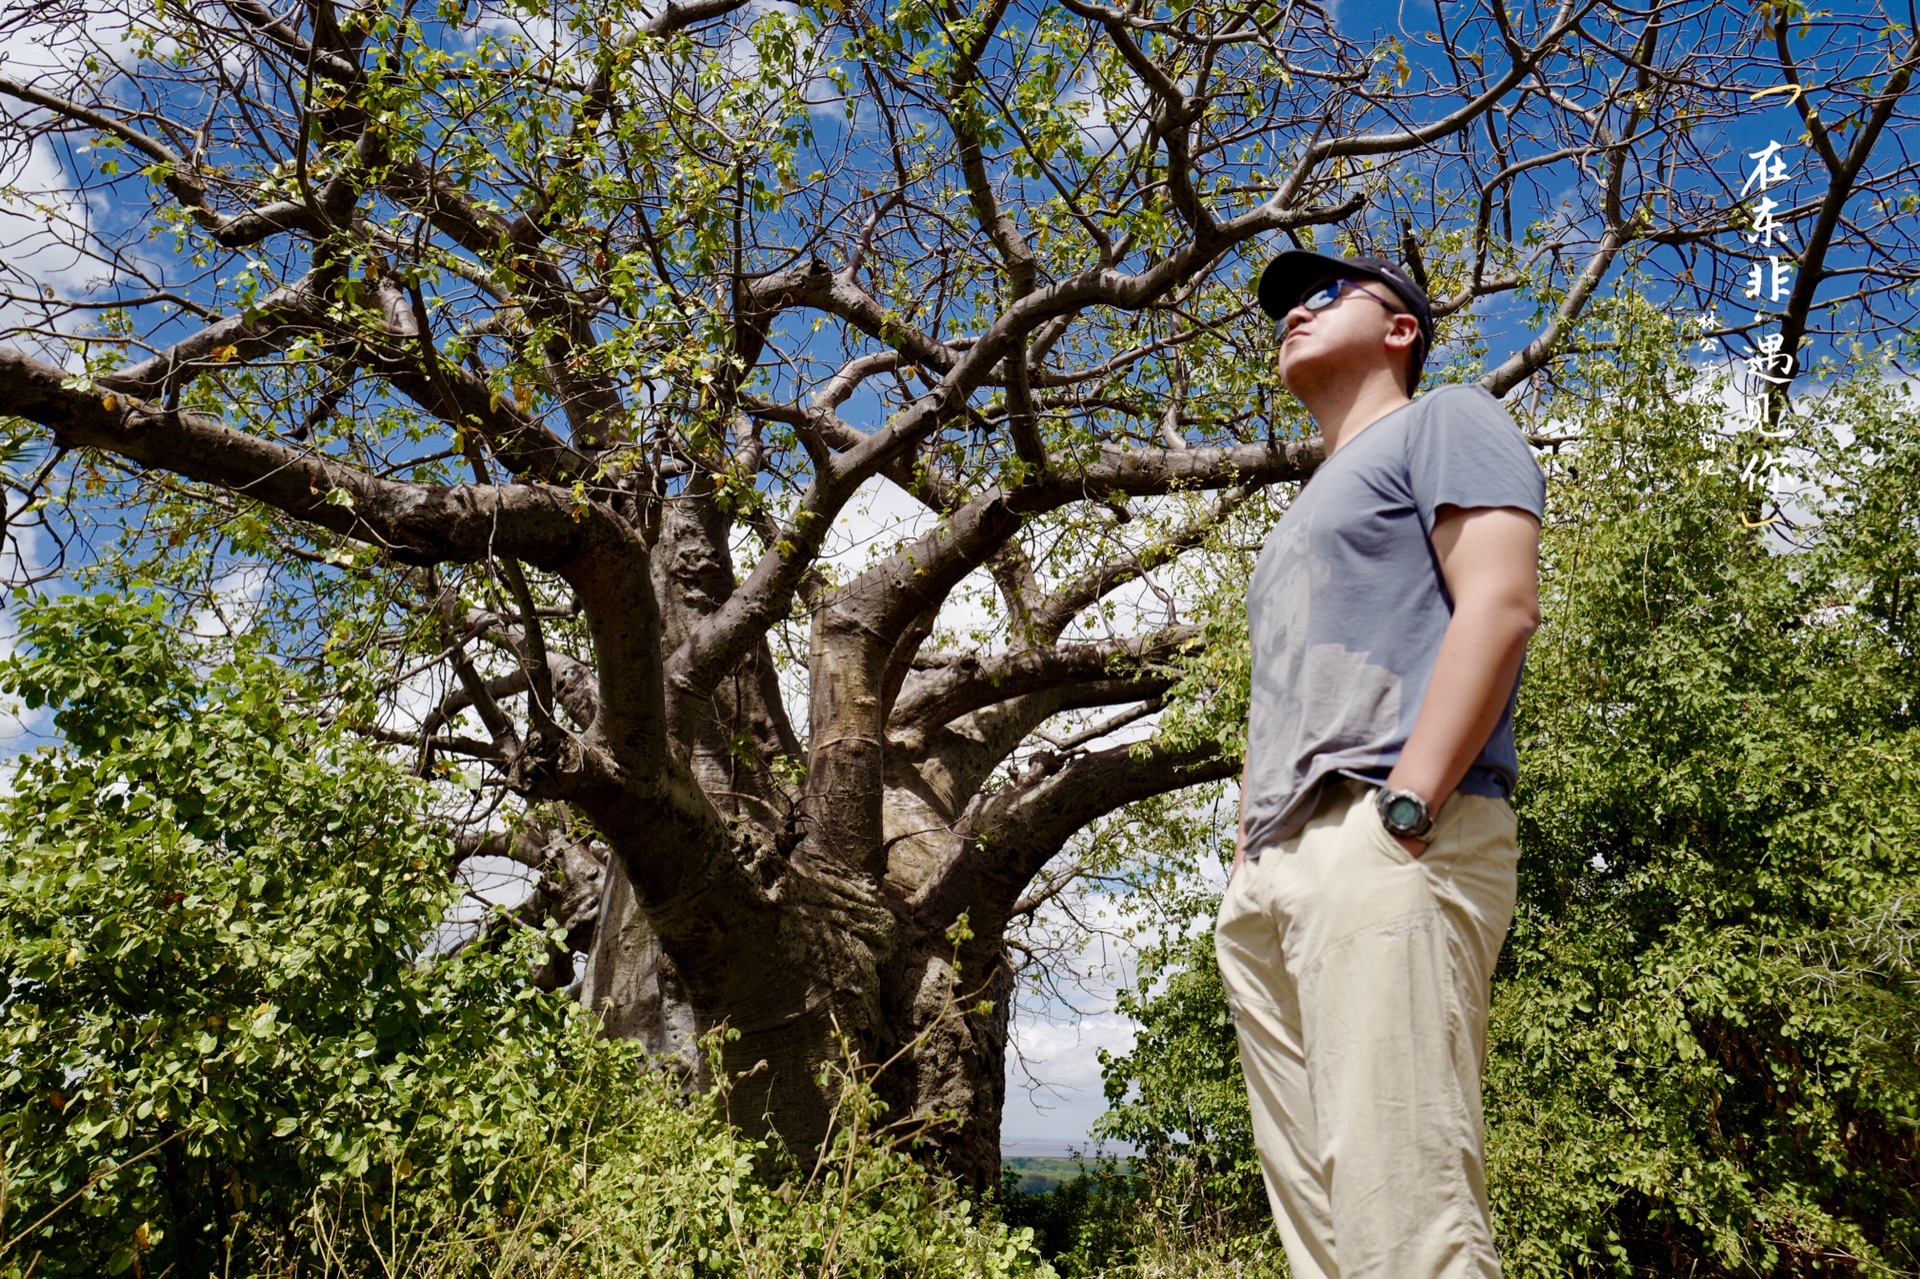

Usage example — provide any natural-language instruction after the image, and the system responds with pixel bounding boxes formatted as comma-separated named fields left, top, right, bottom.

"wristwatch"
left=1376, top=786, right=1434, bottom=841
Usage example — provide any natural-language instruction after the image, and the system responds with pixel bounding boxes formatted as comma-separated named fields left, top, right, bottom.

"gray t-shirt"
left=1240, top=384, right=1546, bottom=856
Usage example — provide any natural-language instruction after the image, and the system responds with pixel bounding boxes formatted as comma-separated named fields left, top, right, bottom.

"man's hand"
left=1382, top=503, right=1542, bottom=838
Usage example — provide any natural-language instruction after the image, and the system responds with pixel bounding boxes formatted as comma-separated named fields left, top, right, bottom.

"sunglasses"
left=1277, top=278, right=1407, bottom=335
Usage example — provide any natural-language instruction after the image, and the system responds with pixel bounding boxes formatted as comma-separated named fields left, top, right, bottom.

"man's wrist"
left=1380, top=766, right=1456, bottom=846
left=1382, top=770, right=1444, bottom=813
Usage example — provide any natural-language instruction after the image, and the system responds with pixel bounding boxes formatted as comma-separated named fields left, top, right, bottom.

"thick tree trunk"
left=577, top=808, right=1017, bottom=1189
left=580, top=932, right=1015, bottom=1189
left=563, top=544, right=1231, bottom=1189
left=877, top=933, right=1015, bottom=1190
left=578, top=861, right=701, bottom=1079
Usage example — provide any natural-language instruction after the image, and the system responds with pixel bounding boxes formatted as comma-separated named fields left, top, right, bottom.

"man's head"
left=1256, top=252, right=1433, bottom=398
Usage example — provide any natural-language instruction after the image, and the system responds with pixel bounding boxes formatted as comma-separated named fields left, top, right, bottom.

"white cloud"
left=0, top=137, right=99, bottom=352
left=0, top=7, right=135, bottom=76
left=189, top=561, right=270, bottom=639
left=1004, top=1000, right=1137, bottom=1153
left=1060, top=66, right=1150, bottom=156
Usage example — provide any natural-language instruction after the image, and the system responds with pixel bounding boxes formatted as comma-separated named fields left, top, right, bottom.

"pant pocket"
left=1359, top=791, right=1416, bottom=865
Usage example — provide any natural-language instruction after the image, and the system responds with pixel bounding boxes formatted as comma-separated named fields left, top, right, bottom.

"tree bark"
left=579, top=862, right=700, bottom=1079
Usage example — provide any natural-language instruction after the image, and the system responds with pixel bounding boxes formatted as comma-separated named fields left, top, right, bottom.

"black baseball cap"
left=1256, top=251, right=1435, bottom=388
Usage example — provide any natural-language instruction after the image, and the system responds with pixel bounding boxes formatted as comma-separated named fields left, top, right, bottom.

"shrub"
left=0, top=592, right=574, bottom=1272
left=0, top=591, right=1055, bottom=1279
left=1484, top=357, right=1920, bottom=1275
left=288, top=1031, right=1055, bottom=1279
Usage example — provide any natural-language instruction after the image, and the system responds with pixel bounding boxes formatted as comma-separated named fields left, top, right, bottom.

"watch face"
left=1386, top=796, right=1422, bottom=829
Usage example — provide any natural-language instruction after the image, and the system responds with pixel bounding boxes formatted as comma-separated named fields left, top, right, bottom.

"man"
left=1214, top=251, right=1545, bottom=1279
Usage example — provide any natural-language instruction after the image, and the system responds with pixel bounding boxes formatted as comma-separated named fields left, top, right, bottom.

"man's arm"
left=1384, top=504, right=1542, bottom=856
left=1232, top=760, right=1250, bottom=877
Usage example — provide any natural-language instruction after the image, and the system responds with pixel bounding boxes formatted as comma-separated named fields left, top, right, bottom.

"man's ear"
left=1384, top=313, right=1422, bottom=356
left=1384, top=313, right=1423, bottom=388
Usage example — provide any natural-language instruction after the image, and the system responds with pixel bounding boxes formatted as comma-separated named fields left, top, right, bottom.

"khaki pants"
left=1214, top=779, right=1518, bottom=1279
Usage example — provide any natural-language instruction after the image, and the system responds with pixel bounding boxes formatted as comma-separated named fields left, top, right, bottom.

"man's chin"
left=1278, top=357, right=1321, bottom=399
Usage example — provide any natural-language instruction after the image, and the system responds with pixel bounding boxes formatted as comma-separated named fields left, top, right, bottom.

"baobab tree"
left=0, top=0, right=1915, bottom=1186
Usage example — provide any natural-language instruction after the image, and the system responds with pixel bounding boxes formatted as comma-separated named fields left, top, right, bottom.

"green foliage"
left=1096, top=928, right=1266, bottom=1243
left=999, top=1160, right=1137, bottom=1277
left=1100, top=339, right=1920, bottom=1275
left=1486, top=355, right=1920, bottom=1275
left=0, top=590, right=1057, bottom=1277
left=999, top=1156, right=1286, bottom=1279
left=1002, top=1156, right=1090, bottom=1195
left=324, top=1039, right=1057, bottom=1279
left=0, top=591, right=582, bottom=1273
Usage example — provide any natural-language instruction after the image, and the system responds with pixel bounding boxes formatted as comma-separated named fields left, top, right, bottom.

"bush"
left=1096, top=928, right=1267, bottom=1246
left=0, top=591, right=1054, bottom=1278
left=999, top=1160, right=1137, bottom=1277
left=998, top=1156, right=1286, bottom=1279
left=289, top=1032, right=1055, bottom=1279
left=1484, top=355, right=1920, bottom=1275
left=0, top=592, right=565, bottom=1272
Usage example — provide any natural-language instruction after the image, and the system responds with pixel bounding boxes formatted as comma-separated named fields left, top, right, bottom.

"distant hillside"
left=1002, top=1156, right=1134, bottom=1195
